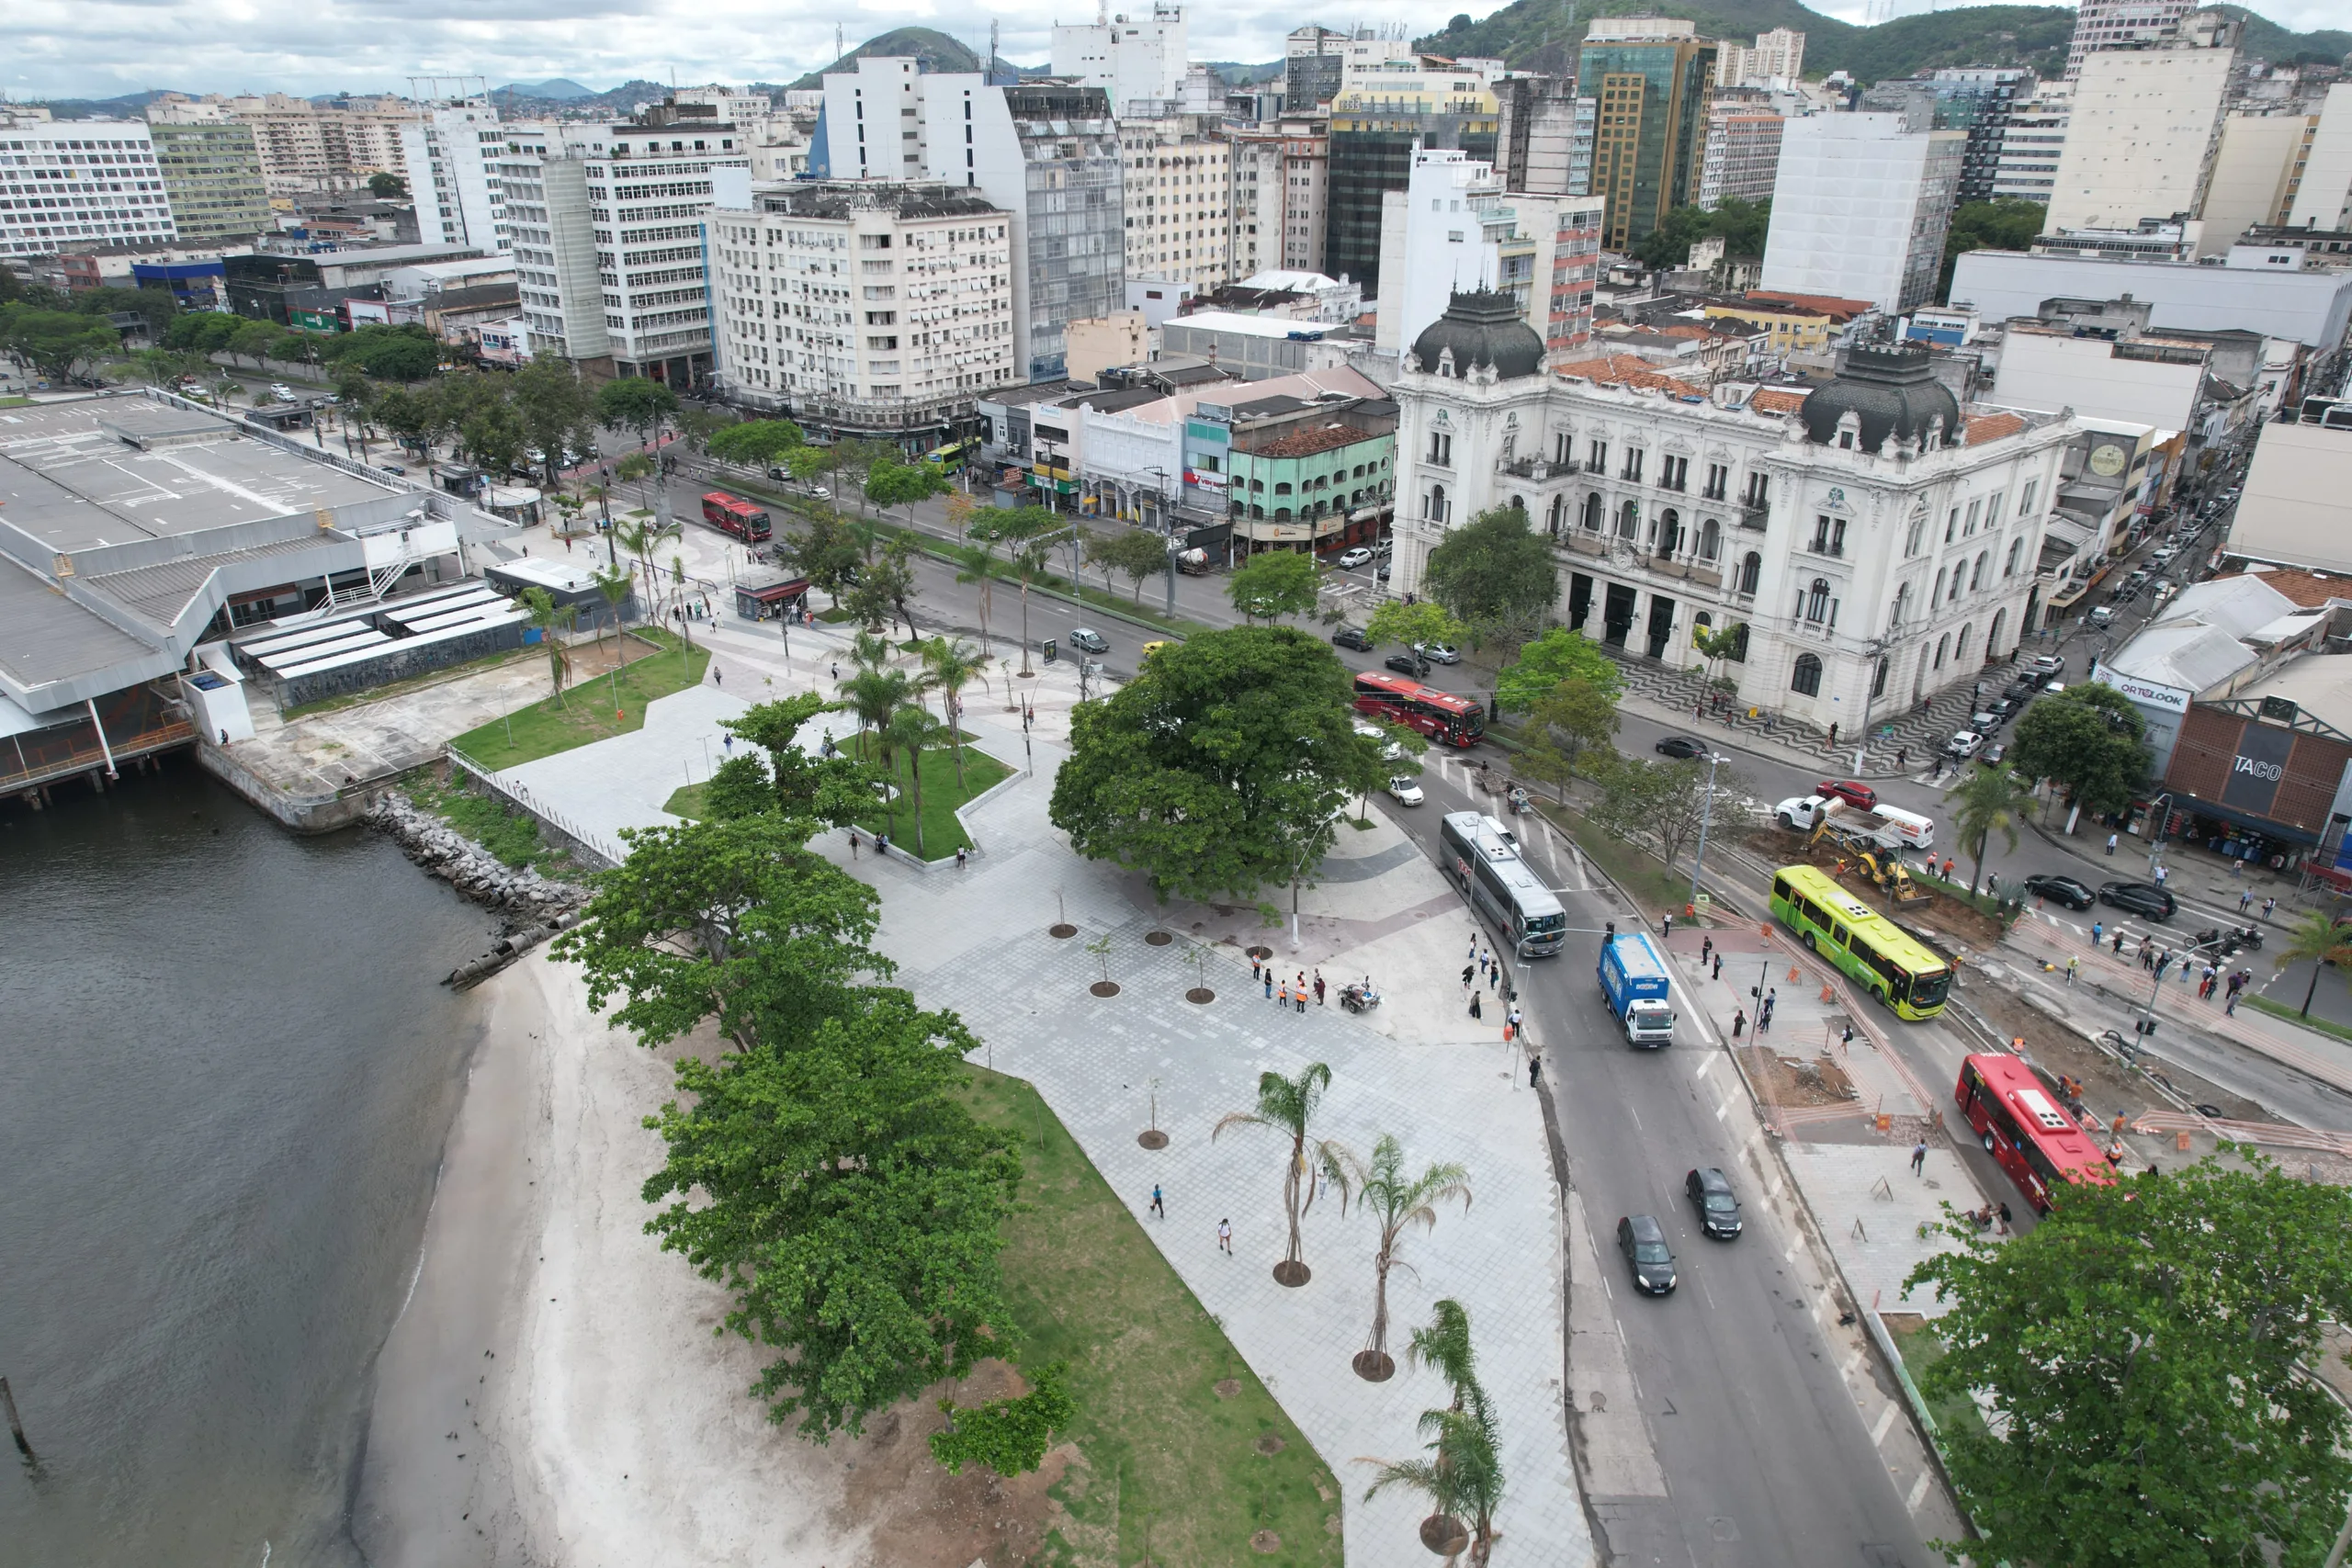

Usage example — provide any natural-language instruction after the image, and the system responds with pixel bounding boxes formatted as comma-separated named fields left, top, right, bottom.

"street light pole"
left=1690, top=749, right=1723, bottom=906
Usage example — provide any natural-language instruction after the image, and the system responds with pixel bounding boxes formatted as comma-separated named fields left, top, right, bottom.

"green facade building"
left=151, top=122, right=273, bottom=243
left=1225, top=395, right=1396, bottom=554
left=1577, top=30, right=1718, bottom=252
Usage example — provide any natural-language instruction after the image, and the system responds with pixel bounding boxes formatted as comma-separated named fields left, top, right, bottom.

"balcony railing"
left=1498, top=456, right=1573, bottom=480
left=1735, top=502, right=1769, bottom=530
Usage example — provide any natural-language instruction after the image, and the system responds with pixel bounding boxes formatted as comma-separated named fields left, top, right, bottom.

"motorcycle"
left=1339, top=980, right=1382, bottom=1014
left=2226, top=923, right=2263, bottom=953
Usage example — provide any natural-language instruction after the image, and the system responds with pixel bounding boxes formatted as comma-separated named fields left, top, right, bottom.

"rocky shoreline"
left=367, top=788, right=593, bottom=986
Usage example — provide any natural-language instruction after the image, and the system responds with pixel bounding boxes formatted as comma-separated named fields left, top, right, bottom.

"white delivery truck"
left=1772, top=795, right=1935, bottom=853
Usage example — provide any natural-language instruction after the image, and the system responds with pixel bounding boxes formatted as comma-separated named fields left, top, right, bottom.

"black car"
left=1685, top=1168, right=1743, bottom=1239
left=1331, top=626, right=1374, bottom=651
left=2002, top=677, right=2038, bottom=703
left=1384, top=653, right=1430, bottom=679
left=1655, top=735, right=1709, bottom=760
left=2023, top=873, right=2096, bottom=909
left=1617, top=1214, right=1677, bottom=1294
left=2098, top=881, right=2177, bottom=920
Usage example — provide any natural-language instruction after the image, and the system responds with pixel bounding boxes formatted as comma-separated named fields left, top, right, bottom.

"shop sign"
left=2091, top=661, right=2189, bottom=714
left=2220, top=721, right=2297, bottom=816
left=1185, top=468, right=1227, bottom=492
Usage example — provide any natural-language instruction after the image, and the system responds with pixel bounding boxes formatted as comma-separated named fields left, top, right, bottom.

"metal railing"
left=443, top=744, right=628, bottom=869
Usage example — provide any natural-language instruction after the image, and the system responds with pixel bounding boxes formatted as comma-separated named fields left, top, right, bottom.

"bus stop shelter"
left=734, top=573, right=811, bottom=622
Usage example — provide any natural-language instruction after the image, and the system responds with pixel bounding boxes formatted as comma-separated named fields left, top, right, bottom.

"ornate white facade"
left=1389, top=338, right=2080, bottom=729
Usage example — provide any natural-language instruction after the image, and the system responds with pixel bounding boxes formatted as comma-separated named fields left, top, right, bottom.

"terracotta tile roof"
left=1750, top=388, right=1807, bottom=413
left=1552, top=355, right=1705, bottom=399
left=2225, top=569, right=2350, bottom=607
left=1742, top=290, right=1876, bottom=322
left=1246, top=421, right=1379, bottom=458
left=1964, top=412, right=2027, bottom=445
left=1657, top=323, right=1715, bottom=340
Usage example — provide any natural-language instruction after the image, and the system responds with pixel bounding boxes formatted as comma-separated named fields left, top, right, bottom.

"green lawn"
left=663, top=781, right=709, bottom=819
left=957, top=1068, right=1343, bottom=1567
left=448, top=627, right=708, bottom=770
left=850, top=739, right=1013, bottom=859
left=1883, top=1314, right=1986, bottom=1439
left=2241, top=992, right=2352, bottom=1044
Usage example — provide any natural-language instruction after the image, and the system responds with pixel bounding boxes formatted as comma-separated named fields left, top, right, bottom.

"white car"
left=1336, top=547, right=1374, bottom=569
left=268, top=383, right=296, bottom=402
left=1413, top=642, right=1461, bottom=664
left=1387, top=776, right=1425, bottom=806
left=1944, top=730, right=1984, bottom=760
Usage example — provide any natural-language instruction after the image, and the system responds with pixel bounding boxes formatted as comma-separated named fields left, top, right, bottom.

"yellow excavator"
left=1853, top=848, right=1930, bottom=903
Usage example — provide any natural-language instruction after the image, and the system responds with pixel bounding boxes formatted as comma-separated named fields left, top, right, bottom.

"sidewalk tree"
left=228, top=318, right=284, bottom=370
left=677, top=404, right=733, bottom=451
left=518, top=586, right=573, bottom=707
left=1227, top=548, right=1319, bottom=625
left=950, top=536, right=1008, bottom=658
left=1524, top=676, right=1618, bottom=793
left=552, top=812, right=888, bottom=1049
left=1589, top=751, right=1744, bottom=874
left=639, top=988, right=1020, bottom=1440
left=1421, top=503, right=1558, bottom=648
left=2007, top=682, right=2151, bottom=818
left=595, top=375, right=680, bottom=449
left=1212, top=1062, right=1348, bottom=1286
left=1950, top=763, right=2033, bottom=896
left=708, top=418, right=804, bottom=468
left=1363, top=598, right=1466, bottom=653
left=838, top=661, right=914, bottom=761
left=510, top=358, right=598, bottom=487
left=865, top=457, right=950, bottom=528
left=786, top=445, right=828, bottom=491
left=832, top=438, right=893, bottom=516
left=372, top=386, right=434, bottom=456
left=1365, top=1301, right=1502, bottom=1564
left=1328, top=1134, right=1472, bottom=1380
left=0, top=306, right=118, bottom=383
left=883, top=702, right=948, bottom=856
left=1085, top=527, right=1169, bottom=604
left=613, top=449, right=657, bottom=503
left=164, top=310, right=240, bottom=355
left=613, top=513, right=684, bottom=623
left=875, top=536, right=921, bottom=637
left=702, top=751, right=775, bottom=820
left=2272, top=909, right=2352, bottom=1017
left=1690, top=618, right=1747, bottom=688
left=1495, top=626, right=1620, bottom=712
left=972, top=506, right=1064, bottom=674
left=1905, top=1156, right=2352, bottom=1568
left=782, top=510, right=863, bottom=603
left=722, top=693, right=873, bottom=825
left=1049, top=626, right=1387, bottom=906
left=1407, top=1298, right=1481, bottom=1413
left=920, top=637, right=986, bottom=793
left=461, top=396, right=528, bottom=480
left=590, top=563, right=633, bottom=666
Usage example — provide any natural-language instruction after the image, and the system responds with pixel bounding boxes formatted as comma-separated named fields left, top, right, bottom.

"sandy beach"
left=352, top=951, right=1066, bottom=1568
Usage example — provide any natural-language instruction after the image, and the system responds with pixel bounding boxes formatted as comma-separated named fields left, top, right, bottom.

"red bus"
left=700, top=491, right=772, bottom=542
left=1955, top=1053, right=2113, bottom=1213
left=1353, top=672, right=1485, bottom=749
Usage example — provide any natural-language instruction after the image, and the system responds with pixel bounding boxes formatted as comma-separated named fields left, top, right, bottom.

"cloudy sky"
left=7, top=0, right=2339, bottom=102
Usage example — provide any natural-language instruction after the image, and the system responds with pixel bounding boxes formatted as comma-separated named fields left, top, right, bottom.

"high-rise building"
left=2064, top=0, right=2195, bottom=79
left=145, top=118, right=271, bottom=242
left=401, top=100, right=508, bottom=251
left=1695, top=90, right=1784, bottom=209
left=1717, top=28, right=1805, bottom=88
left=2199, top=109, right=2323, bottom=254
left=200, top=92, right=417, bottom=195
left=1325, top=41, right=1499, bottom=294
left=1228, top=120, right=1328, bottom=277
left=2043, top=13, right=2237, bottom=235
left=494, top=102, right=752, bottom=387
left=1051, top=4, right=1188, bottom=109
left=1118, top=108, right=1232, bottom=289
left=820, top=60, right=1125, bottom=381
left=2288, top=84, right=2352, bottom=231
left=1861, top=68, right=2037, bottom=206
left=1991, top=86, right=2070, bottom=204
left=1577, top=18, right=1719, bottom=252
left=1284, top=26, right=1350, bottom=110
left=1761, top=112, right=1964, bottom=313
left=1375, top=148, right=1603, bottom=367
left=0, top=112, right=177, bottom=260
left=707, top=181, right=1013, bottom=444
left=1495, top=75, right=1597, bottom=197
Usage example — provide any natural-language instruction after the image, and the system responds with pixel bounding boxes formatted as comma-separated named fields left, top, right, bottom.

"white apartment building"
left=401, top=100, right=508, bottom=251
left=821, top=60, right=1125, bottom=382
left=1374, top=148, right=1603, bottom=367
left=1050, top=5, right=1189, bottom=108
left=2043, top=18, right=2237, bottom=234
left=2289, top=85, right=2352, bottom=231
left=1696, top=93, right=1786, bottom=209
left=1761, top=114, right=1963, bottom=315
left=0, top=113, right=177, bottom=260
left=2064, top=0, right=2195, bottom=78
left=2199, top=110, right=2321, bottom=254
left=1718, top=28, right=1807, bottom=88
left=1388, top=299, right=2075, bottom=722
left=494, top=103, right=752, bottom=386
left=210, top=93, right=416, bottom=195
left=1228, top=122, right=1328, bottom=277
left=708, top=181, right=1013, bottom=446
left=1990, top=86, right=2069, bottom=204
left=1120, top=115, right=1231, bottom=289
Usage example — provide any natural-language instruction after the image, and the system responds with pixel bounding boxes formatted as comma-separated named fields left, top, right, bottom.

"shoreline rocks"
left=368, top=789, right=592, bottom=930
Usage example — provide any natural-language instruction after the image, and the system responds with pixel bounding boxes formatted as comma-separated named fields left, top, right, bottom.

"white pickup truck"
left=1774, top=795, right=1936, bottom=853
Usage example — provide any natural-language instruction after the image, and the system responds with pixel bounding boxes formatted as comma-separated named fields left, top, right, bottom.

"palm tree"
left=1357, top=1411, right=1476, bottom=1564
left=1407, top=1299, right=1483, bottom=1415
left=951, top=535, right=1006, bottom=659
left=591, top=563, right=632, bottom=679
left=837, top=664, right=912, bottom=762
left=848, top=628, right=893, bottom=674
left=614, top=513, right=683, bottom=624
left=921, top=636, right=985, bottom=794
left=1212, top=1063, right=1348, bottom=1287
left=1950, top=763, right=2034, bottom=897
left=883, top=703, right=947, bottom=857
left=2273, top=908, right=2352, bottom=1017
left=519, top=586, right=573, bottom=709
left=614, top=449, right=656, bottom=507
left=1329, top=1135, right=1472, bottom=1381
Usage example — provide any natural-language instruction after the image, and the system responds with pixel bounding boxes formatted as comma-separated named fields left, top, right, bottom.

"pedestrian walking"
left=2112, top=930, right=2125, bottom=955
left=2139, top=933, right=2153, bottom=961
left=848, top=828, right=861, bottom=859
left=712, top=665, right=721, bottom=687
left=1264, top=971, right=1275, bottom=1000
left=956, top=845, right=968, bottom=869
left=1489, top=962, right=1500, bottom=993
left=2066, top=955, right=2079, bottom=985
left=1895, top=746, right=1907, bottom=771
left=1462, top=963, right=1476, bottom=991
left=1217, top=1218, right=1233, bottom=1256
left=2263, top=896, right=2278, bottom=920
left=2154, top=951, right=2171, bottom=981
left=1941, top=857, right=1956, bottom=881
left=1911, top=1140, right=1928, bottom=1176
left=1732, top=1008, right=1747, bottom=1038
left=1712, top=953, right=1724, bottom=980
left=2092, top=920, right=2103, bottom=948
left=1840, top=1023, right=1855, bottom=1048
left=831, top=660, right=840, bottom=682
left=2154, top=863, right=2168, bottom=887
left=1469, top=933, right=1479, bottom=962
left=2239, top=887, right=2255, bottom=913
left=1529, top=1056, right=1542, bottom=1087
left=722, top=733, right=733, bottom=753
left=1757, top=1005, right=1773, bottom=1036
left=1313, top=972, right=1327, bottom=1006
left=1149, top=1184, right=1165, bottom=1218
left=1469, top=991, right=1484, bottom=1021
left=1663, top=913, right=1675, bottom=940
left=2106, top=831, right=2119, bottom=856
left=2226, top=988, right=2242, bottom=1016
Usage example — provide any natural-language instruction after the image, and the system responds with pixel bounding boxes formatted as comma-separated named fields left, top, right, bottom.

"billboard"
left=2219, top=721, right=2298, bottom=817
left=2091, top=660, right=2189, bottom=714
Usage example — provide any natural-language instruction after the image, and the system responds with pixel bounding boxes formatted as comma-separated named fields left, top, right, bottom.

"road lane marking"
left=1906, top=1472, right=1933, bottom=1511
left=1871, top=1404, right=1897, bottom=1446
left=1693, top=1055, right=1716, bottom=1081
left=1767, top=1174, right=1784, bottom=1201
left=1783, top=1242, right=1798, bottom=1261
left=1714, top=1101, right=1730, bottom=1121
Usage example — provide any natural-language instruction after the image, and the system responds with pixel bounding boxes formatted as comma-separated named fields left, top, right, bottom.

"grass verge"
left=1883, top=1314, right=1986, bottom=1439
left=2240, top=992, right=2352, bottom=1044
left=851, top=740, right=1014, bottom=859
left=448, top=627, right=707, bottom=771
left=956, top=1067, right=1342, bottom=1568
left=404, top=773, right=571, bottom=873
left=1536, top=801, right=1698, bottom=920
left=663, top=781, right=708, bottom=819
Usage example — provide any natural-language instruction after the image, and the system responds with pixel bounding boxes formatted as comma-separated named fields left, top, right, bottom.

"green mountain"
left=1417, top=0, right=2348, bottom=85
left=788, top=27, right=988, bottom=90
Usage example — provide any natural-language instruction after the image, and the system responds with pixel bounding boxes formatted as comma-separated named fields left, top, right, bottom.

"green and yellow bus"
left=1769, top=864, right=1952, bottom=1021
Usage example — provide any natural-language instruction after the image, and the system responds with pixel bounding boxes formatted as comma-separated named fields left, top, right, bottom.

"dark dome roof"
left=1799, top=344, right=1961, bottom=450
left=1410, top=288, right=1545, bottom=381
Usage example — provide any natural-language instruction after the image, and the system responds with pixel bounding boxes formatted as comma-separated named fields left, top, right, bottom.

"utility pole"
left=1690, top=748, right=1723, bottom=906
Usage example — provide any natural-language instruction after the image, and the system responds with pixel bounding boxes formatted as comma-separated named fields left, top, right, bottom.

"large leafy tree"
left=1084, top=527, right=1170, bottom=603
left=1629, top=196, right=1772, bottom=270
left=1906, top=1157, right=2352, bottom=1568
left=722, top=693, right=876, bottom=824
left=1423, top=504, right=1559, bottom=647
left=548, top=813, right=889, bottom=1050
left=640, top=989, right=1022, bottom=1439
left=1495, top=626, right=1620, bottom=712
left=0, top=306, right=118, bottom=382
left=708, top=417, right=805, bottom=468
left=595, top=374, right=680, bottom=449
left=509, top=357, right=599, bottom=487
left=2007, top=682, right=2151, bottom=816
left=1939, top=197, right=2047, bottom=300
left=783, top=508, right=866, bottom=602
left=1227, top=548, right=1320, bottom=624
left=1364, top=599, right=1466, bottom=652
left=865, top=457, right=950, bottom=527
left=1588, top=751, right=1745, bottom=874
left=1518, top=676, right=1619, bottom=799
left=1049, top=626, right=1387, bottom=904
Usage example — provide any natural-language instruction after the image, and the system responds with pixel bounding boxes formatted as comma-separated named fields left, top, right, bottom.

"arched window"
left=1804, top=577, right=1831, bottom=622
left=1274, top=480, right=1293, bottom=496
left=1871, top=656, right=1890, bottom=698
left=1934, top=633, right=1949, bottom=670
left=1617, top=499, right=1639, bottom=538
left=2005, top=538, right=2023, bottom=578
left=1548, top=494, right=1567, bottom=536
left=1737, top=551, right=1761, bottom=595
left=1425, top=483, right=1447, bottom=522
left=1694, top=611, right=1713, bottom=632
left=1791, top=653, right=1823, bottom=696
left=1989, top=607, right=2008, bottom=654
left=1250, top=504, right=1265, bottom=519
left=1933, top=567, right=1947, bottom=602
left=1972, top=551, right=1989, bottom=592
left=1581, top=492, right=1603, bottom=531
left=1657, top=508, right=1680, bottom=558
left=1891, top=582, right=1910, bottom=628
left=1957, top=624, right=1973, bottom=662
left=1275, top=506, right=1294, bottom=522
left=1510, top=494, right=1526, bottom=516
left=1698, top=517, right=1721, bottom=561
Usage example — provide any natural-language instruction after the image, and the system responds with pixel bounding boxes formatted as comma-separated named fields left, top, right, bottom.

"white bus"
left=1439, top=811, right=1568, bottom=957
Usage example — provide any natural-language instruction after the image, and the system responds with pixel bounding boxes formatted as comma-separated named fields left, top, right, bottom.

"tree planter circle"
left=1352, top=1349, right=1396, bottom=1382
left=1091, top=981, right=1121, bottom=998
left=1048, top=923, right=1078, bottom=938
left=1272, top=1259, right=1311, bottom=1288
left=1185, top=987, right=1216, bottom=1004
left=1250, top=1530, right=1283, bottom=1554
left=1420, top=1516, right=1471, bottom=1556
left=1137, top=1129, right=1169, bottom=1149
left=1246, top=944, right=1272, bottom=960
left=1145, top=930, right=1173, bottom=946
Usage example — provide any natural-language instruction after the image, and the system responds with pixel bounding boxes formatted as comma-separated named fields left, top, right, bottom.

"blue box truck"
left=1599, top=931, right=1677, bottom=1048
